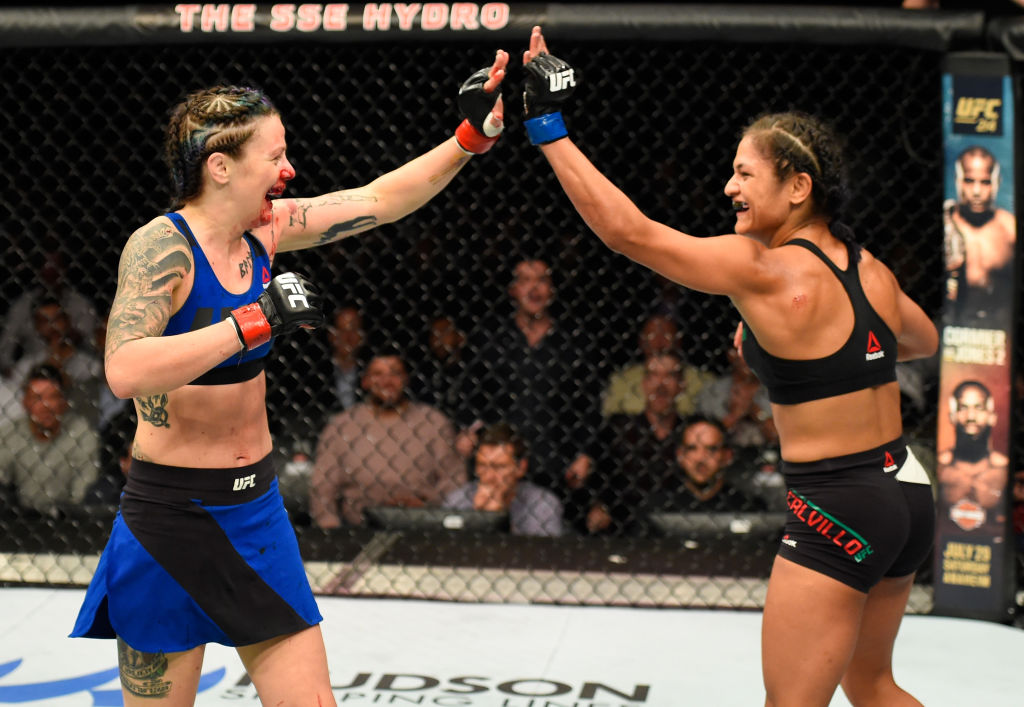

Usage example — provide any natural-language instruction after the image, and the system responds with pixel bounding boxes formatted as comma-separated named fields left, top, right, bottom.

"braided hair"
left=742, top=112, right=858, bottom=254
left=163, top=85, right=278, bottom=209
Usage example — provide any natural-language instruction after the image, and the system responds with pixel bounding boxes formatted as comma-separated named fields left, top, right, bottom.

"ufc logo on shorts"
left=233, top=474, right=256, bottom=491
left=549, top=69, right=576, bottom=93
left=277, top=272, right=309, bottom=309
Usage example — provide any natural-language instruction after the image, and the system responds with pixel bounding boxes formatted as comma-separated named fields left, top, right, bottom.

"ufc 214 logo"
left=233, top=474, right=256, bottom=492
left=549, top=69, right=576, bottom=93
left=278, top=272, right=309, bottom=309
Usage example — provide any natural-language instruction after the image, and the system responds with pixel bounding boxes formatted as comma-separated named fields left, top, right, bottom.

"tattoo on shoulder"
left=118, top=638, right=173, bottom=699
left=106, top=223, right=192, bottom=362
left=137, top=394, right=171, bottom=428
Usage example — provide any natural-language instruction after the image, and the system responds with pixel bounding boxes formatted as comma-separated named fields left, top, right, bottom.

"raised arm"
left=269, top=50, right=508, bottom=253
left=521, top=27, right=768, bottom=298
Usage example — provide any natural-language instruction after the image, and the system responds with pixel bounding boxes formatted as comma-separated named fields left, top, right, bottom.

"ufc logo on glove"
left=548, top=69, right=576, bottom=93
left=277, top=272, right=310, bottom=309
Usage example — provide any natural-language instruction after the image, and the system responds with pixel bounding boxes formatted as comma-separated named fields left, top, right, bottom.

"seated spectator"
left=455, top=258, right=599, bottom=494
left=643, top=416, right=767, bottom=522
left=83, top=409, right=135, bottom=512
left=8, top=297, right=103, bottom=421
left=411, top=314, right=467, bottom=421
left=696, top=344, right=776, bottom=450
left=0, top=244, right=99, bottom=375
left=310, top=349, right=465, bottom=528
left=445, top=422, right=564, bottom=537
left=697, top=335, right=786, bottom=510
left=326, top=304, right=367, bottom=413
left=602, top=312, right=713, bottom=419
left=0, top=363, right=99, bottom=518
left=583, top=351, right=686, bottom=535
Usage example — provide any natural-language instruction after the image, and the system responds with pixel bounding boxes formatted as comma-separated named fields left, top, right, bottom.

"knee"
left=840, top=672, right=893, bottom=707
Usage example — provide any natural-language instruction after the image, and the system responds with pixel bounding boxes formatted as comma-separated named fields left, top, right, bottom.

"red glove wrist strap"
left=230, top=304, right=272, bottom=351
left=455, top=119, right=499, bottom=155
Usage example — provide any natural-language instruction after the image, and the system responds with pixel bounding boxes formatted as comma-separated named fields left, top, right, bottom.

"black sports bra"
left=740, top=239, right=898, bottom=405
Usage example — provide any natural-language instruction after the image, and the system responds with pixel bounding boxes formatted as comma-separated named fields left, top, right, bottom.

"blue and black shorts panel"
left=777, top=438, right=935, bottom=593
left=70, top=455, right=322, bottom=653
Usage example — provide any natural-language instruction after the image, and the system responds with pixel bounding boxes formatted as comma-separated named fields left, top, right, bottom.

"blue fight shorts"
left=777, top=437, right=935, bottom=593
left=70, top=455, right=322, bottom=653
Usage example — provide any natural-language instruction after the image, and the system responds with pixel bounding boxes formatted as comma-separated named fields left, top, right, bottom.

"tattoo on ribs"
left=106, top=224, right=191, bottom=362
left=118, top=638, right=173, bottom=699
left=137, top=394, right=171, bottom=428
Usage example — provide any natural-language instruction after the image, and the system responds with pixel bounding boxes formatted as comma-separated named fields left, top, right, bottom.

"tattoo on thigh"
left=118, top=638, right=173, bottom=698
left=137, top=394, right=170, bottom=428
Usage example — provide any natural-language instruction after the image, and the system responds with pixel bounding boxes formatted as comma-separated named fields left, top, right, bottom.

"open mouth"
left=732, top=201, right=749, bottom=213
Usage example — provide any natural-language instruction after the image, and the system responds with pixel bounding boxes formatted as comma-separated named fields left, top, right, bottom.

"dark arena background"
left=0, top=4, right=1021, bottom=622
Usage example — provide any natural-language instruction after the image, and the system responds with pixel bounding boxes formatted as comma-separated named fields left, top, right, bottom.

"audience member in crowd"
left=696, top=342, right=785, bottom=510
left=655, top=415, right=767, bottom=516
left=0, top=245, right=99, bottom=375
left=583, top=351, right=686, bottom=535
left=83, top=409, right=135, bottom=511
left=411, top=314, right=467, bottom=421
left=0, top=363, right=99, bottom=518
left=310, top=349, right=464, bottom=528
left=602, top=312, right=713, bottom=419
left=455, top=257, right=599, bottom=494
left=697, top=343, right=776, bottom=450
left=444, top=422, right=564, bottom=537
left=325, top=304, right=368, bottom=412
left=266, top=303, right=368, bottom=491
left=5, top=297, right=104, bottom=421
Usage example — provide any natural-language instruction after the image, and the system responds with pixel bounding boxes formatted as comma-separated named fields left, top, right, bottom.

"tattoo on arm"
left=286, top=194, right=381, bottom=245
left=137, top=394, right=171, bottom=428
left=118, top=638, right=173, bottom=699
left=317, top=216, right=378, bottom=245
left=106, top=223, right=192, bottom=364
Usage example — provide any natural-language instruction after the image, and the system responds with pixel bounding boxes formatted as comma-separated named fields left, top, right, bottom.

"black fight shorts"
left=777, top=437, right=935, bottom=593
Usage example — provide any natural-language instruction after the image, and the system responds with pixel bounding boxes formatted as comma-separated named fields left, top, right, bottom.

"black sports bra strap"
left=165, top=212, right=198, bottom=248
left=783, top=238, right=857, bottom=278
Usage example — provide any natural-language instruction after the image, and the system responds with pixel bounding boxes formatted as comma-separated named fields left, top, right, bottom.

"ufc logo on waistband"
left=233, top=474, right=256, bottom=491
left=549, top=69, right=576, bottom=92
left=277, top=272, right=309, bottom=309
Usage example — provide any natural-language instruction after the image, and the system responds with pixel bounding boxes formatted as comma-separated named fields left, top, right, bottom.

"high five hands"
left=457, top=26, right=577, bottom=152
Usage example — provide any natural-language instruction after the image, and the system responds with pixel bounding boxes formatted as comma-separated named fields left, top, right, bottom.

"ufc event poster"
left=934, top=53, right=1017, bottom=621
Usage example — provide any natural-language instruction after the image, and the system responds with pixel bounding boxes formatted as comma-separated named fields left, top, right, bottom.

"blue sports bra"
left=162, top=212, right=273, bottom=385
left=740, top=239, right=898, bottom=405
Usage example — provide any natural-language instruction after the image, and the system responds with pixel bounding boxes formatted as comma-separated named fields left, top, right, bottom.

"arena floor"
left=0, top=587, right=1021, bottom=706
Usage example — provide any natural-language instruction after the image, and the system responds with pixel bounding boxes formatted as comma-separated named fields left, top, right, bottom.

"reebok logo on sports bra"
left=865, top=331, right=885, bottom=361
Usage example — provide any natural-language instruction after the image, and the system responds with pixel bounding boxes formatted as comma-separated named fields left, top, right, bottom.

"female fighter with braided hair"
left=520, top=27, right=937, bottom=707
left=71, top=52, right=507, bottom=706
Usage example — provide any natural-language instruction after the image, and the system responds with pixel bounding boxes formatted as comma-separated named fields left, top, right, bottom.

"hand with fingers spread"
left=455, top=49, right=509, bottom=154
left=522, top=25, right=578, bottom=145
